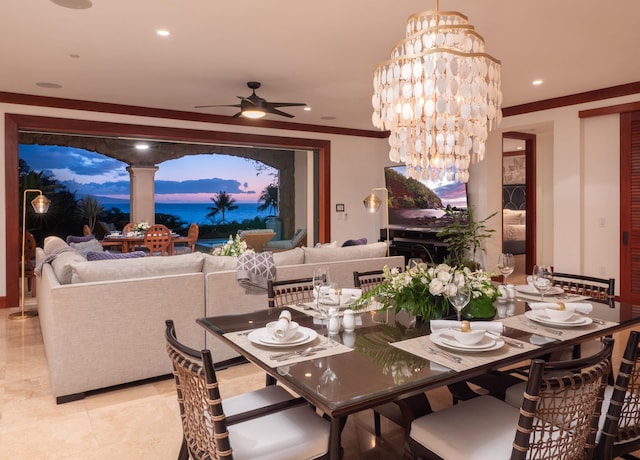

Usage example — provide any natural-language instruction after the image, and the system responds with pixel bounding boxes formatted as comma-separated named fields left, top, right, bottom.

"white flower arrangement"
left=211, top=234, right=255, bottom=257
left=133, top=221, right=150, bottom=232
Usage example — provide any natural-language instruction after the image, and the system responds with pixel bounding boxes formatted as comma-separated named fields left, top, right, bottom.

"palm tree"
left=77, top=195, right=105, bottom=233
left=206, top=191, right=238, bottom=224
left=257, top=184, right=279, bottom=216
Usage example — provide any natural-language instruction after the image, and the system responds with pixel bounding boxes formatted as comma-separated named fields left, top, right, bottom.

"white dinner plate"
left=248, top=327, right=318, bottom=348
left=525, top=310, right=593, bottom=327
left=515, top=285, right=564, bottom=296
left=431, top=329, right=504, bottom=352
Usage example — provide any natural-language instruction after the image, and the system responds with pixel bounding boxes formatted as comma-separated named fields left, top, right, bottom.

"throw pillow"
left=69, top=239, right=104, bottom=256
left=43, top=236, right=70, bottom=255
left=66, top=234, right=96, bottom=244
left=341, top=237, right=368, bottom=247
left=272, top=247, right=305, bottom=266
left=86, top=250, right=147, bottom=261
left=51, top=250, right=87, bottom=284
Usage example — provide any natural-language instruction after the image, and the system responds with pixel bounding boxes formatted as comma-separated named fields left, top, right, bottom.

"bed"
left=503, top=184, right=526, bottom=254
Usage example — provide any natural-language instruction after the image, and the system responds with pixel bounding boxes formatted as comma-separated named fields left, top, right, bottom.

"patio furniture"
left=238, top=228, right=275, bottom=252
left=165, top=320, right=330, bottom=460
left=143, top=224, right=172, bottom=256
left=265, top=228, right=307, bottom=252
left=174, top=223, right=199, bottom=254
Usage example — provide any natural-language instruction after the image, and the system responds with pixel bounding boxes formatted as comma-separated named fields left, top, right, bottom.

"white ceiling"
left=3, top=0, right=640, bottom=131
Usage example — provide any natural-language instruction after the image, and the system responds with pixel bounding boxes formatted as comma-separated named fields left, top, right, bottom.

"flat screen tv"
left=384, top=165, right=468, bottom=229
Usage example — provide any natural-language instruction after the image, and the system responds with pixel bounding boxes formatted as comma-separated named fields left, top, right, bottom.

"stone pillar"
left=126, top=165, right=158, bottom=224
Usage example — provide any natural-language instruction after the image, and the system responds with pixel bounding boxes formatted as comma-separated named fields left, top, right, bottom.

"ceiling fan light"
left=242, top=109, right=266, bottom=119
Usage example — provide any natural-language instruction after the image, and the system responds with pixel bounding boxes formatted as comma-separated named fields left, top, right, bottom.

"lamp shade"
left=31, top=194, right=51, bottom=214
left=363, top=193, right=382, bottom=213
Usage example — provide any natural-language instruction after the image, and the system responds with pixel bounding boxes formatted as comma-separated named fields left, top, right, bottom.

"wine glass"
left=312, top=267, right=328, bottom=310
left=317, top=282, right=340, bottom=347
left=446, top=274, right=471, bottom=321
left=498, top=253, right=515, bottom=285
left=532, top=265, right=553, bottom=301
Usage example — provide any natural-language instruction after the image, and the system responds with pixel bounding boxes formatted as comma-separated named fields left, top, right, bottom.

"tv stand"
left=381, top=227, right=449, bottom=265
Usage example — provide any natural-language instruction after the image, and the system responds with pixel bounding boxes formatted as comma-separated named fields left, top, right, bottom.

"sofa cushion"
left=43, top=236, right=70, bottom=256
left=86, top=250, right=147, bottom=261
left=303, top=242, right=388, bottom=264
left=66, top=234, right=96, bottom=244
left=69, top=239, right=104, bottom=256
left=51, top=250, right=87, bottom=284
left=202, top=254, right=239, bottom=274
left=314, top=241, right=338, bottom=248
left=70, top=252, right=204, bottom=283
left=272, top=247, right=304, bottom=266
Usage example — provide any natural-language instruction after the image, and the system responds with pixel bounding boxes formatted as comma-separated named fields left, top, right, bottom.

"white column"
left=126, top=165, right=158, bottom=224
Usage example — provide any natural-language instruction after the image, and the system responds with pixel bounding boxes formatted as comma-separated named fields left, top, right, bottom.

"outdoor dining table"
left=197, top=297, right=640, bottom=459
left=101, top=233, right=189, bottom=255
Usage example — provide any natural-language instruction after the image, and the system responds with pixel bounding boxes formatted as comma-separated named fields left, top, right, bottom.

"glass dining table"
left=197, top=298, right=640, bottom=459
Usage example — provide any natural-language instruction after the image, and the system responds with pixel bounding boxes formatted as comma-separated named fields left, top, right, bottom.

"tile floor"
left=1, top=295, right=635, bottom=459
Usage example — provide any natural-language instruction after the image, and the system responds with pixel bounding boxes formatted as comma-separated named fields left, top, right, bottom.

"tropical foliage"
left=206, top=191, right=239, bottom=224
left=76, top=195, right=104, bottom=233
left=257, top=184, right=278, bottom=216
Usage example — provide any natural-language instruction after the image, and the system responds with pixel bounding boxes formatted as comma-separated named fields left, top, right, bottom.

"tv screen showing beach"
left=384, top=165, right=468, bottom=228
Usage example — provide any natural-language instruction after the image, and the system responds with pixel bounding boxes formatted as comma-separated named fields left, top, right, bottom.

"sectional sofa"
left=35, top=236, right=404, bottom=403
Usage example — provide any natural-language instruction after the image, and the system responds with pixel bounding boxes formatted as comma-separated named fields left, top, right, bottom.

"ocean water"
left=104, top=202, right=272, bottom=225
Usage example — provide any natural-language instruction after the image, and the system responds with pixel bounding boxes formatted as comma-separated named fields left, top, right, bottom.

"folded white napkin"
left=528, top=302, right=592, bottom=314
left=430, top=320, right=504, bottom=333
left=273, top=310, right=291, bottom=339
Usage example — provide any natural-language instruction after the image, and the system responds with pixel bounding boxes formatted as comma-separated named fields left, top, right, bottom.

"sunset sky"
left=19, top=144, right=276, bottom=203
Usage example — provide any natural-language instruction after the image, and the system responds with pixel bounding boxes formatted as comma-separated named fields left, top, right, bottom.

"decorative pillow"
left=71, top=252, right=204, bottom=283
left=314, top=241, right=338, bottom=248
left=51, top=250, right=87, bottom=284
left=69, top=239, right=104, bottom=256
left=66, top=234, right=96, bottom=244
left=86, top=251, right=146, bottom=261
left=272, top=247, right=305, bottom=266
left=43, top=236, right=69, bottom=256
left=341, top=237, right=368, bottom=247
left=503, top=209, right=525, bottom=225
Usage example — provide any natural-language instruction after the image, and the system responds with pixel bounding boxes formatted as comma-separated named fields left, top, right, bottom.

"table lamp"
left=10, top=189, right=51, bottom=320
left=363, top=187, right=390, bottom=257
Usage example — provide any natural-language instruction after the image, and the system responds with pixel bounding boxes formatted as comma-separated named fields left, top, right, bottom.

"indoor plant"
left=353, top=262, right=500, bottom=321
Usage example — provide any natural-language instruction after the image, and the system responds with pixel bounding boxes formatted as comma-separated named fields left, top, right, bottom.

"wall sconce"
left=10, top=189, right=51, bottom=320
left=363, top=187, right=390, bottom=257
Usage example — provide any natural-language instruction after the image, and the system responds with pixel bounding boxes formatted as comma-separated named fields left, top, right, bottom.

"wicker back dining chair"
left=165, top=320, right=330, bottom=460
left=408, top=338, right=613, bottom=459
left=552, top=271, right=615, bottom=301
left=267, top=277, right=316, bottom=308
left=353, top=269, right=386, bottom=293
left=596, top=330, right=640, bottom=459
left=143, top=224, right=172, bottom=256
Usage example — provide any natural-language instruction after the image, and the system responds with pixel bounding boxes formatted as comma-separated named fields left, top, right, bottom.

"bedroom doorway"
left=502, top=132, right=537, bottom=281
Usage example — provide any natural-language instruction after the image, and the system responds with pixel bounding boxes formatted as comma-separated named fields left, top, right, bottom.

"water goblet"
left=317, top=282, right=340, bottom=347
left=532, top=264, right=553, bottom=301
left=498, top=253, right=515, bottom=285
left=446, top=275, right=471, bottom=321
left=312, top=267, right=328, bottom=309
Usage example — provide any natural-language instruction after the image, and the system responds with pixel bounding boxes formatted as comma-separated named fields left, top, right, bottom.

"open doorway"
left=502, top=132, right=537, bottom=281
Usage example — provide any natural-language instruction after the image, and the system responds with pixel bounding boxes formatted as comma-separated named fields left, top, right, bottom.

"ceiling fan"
left=195, top=81, right=306, bottom=119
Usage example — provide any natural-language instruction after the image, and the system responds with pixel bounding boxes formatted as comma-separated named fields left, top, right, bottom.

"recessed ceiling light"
left=303, top=107, right=311, bottom=111
left=156, top=30, right=170, bottom=37
left=50, top=0, right=92, bottom=9
left=135, top=143, right=150, bottom=150
left=36, top=82, right=63, bottom=89
left=69, top=54, right=80, bottom=59
left=532, top=79, right=543, bottom=86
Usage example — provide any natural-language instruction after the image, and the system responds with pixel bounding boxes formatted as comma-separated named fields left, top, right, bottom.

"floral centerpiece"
left=353, top=262, right=500, bottom=321
left=211, top=234, right=254, bottom=257
left=133, top=221, right=150, bottom=233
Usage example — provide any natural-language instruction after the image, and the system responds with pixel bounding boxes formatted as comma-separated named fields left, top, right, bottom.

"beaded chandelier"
left=372, top=1, right=502, bottom=183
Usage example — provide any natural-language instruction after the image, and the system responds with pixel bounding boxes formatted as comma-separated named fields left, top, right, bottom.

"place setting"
left=391, top=319, right=539, bottom=372
left=225, top=309, right=353, bottom=367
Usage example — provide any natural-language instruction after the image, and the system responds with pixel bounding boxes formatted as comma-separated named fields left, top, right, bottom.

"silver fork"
left=422, top=344, right=462, bottom=363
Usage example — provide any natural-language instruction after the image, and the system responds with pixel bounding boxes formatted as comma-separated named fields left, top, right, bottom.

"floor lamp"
left=10, top=189, right=51, bottom=320
left=363, top=187, right=390, bottom=257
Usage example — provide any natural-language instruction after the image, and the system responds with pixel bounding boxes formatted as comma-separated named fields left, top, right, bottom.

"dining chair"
left=143, top=224, right=172, bottom=256
left=407, top=338, right=613, bottom=459
left=353, top=269, right=385, bottom=293
left=122, top=222, right=135, bottom=235
left=552, top=271, right=615, bottom=301
left=23, top=230, right=37, bottom=297
left=267, top=277, right=315, bottom=308
left=174, top=223, right=199, bottom=254
left=596, top=330, right=640, bottom=459
left=165, top=320, right=330, bottom=460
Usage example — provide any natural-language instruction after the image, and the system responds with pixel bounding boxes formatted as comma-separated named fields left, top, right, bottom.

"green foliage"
left=437, top=205, right=497, bottom=269
left=76, top=195, right=104, bottom=232
left=385, top=168, right=442, bottom=209
left=257, top=184, right=278, bottom=215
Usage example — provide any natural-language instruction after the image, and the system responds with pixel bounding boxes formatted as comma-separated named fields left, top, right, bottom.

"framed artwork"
left=503, top=154, right=526, bottom=185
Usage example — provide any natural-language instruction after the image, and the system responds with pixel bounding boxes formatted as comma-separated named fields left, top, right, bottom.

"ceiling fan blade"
left=267, top=102, right=306, bottom=108
left=232, top=111, right=243, bottom=118
left=194, top=103, right=241, bottom=109
left=265, top=107, right=295, bottom=118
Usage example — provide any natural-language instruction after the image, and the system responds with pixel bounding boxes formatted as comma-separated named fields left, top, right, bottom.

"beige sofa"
left=36, top=236, right=403, bottom=403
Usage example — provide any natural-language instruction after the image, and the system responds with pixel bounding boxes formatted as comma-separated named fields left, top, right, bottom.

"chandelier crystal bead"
left=372, top=5, right=501, bottom=183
